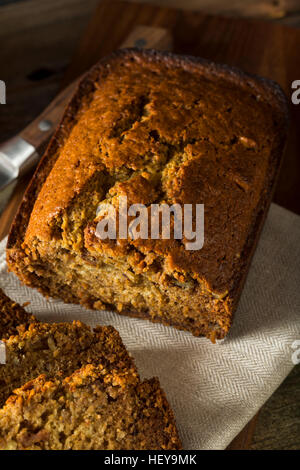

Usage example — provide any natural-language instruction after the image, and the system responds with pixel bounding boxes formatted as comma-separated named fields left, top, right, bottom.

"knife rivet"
left=134, top=38, right=147, bottom=48
left=38, top=120, right=53, bottom=132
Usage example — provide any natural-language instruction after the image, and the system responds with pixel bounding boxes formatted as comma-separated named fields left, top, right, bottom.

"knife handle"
left=19, top=79, right=80, bottom=154
left=7, top=26, right=172, bottom=172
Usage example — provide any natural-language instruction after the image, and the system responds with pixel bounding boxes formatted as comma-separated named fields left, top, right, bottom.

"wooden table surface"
left=0, top=0, right=299, bottom=450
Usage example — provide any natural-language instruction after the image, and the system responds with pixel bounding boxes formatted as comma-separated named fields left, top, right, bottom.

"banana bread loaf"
left=0, top=288, right=36, bottom=339
left=0, top=364, right=181, bottom=450
left=0, top=320, right=137, bottom=407
left=7, top=49, right=289, bottom=340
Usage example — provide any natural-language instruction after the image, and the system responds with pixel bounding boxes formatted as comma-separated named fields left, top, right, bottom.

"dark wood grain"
left=130, top=0, right=300, bottom=20
left=227, top=412, right=260, bottom=450
left=251, top=365, right=300, bottom=450
left=0, top=0, right=99, bottom=142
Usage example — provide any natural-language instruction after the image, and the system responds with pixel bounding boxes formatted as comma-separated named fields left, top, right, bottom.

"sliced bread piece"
left=0, top=320, right=137, bottom=407
left=0, top=364, right=181, bottom=450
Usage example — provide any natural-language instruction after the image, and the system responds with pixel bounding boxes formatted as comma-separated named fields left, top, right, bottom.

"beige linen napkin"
left=0, top=202, right=299, bottom=450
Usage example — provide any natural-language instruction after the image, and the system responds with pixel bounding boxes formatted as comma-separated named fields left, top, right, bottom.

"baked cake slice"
left=0, top=320, right=137, bottom=407
left=0, top=364, right=181, bottom=450
left=7, top=49, right=289, bottom=340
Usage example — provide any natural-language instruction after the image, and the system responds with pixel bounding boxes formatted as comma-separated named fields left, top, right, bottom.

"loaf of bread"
left=7, top=49, right=289, bottom=340
left=0, top=320, right=137, bottom=407
left=0, top=364, right=181, bottom=450
left=0, top=290, right=181, bottom=449
left=0, top=288, right=36, bottom=339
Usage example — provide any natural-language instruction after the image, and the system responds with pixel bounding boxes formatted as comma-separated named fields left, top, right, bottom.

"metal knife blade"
left=0, top=136, right=39, bottom=216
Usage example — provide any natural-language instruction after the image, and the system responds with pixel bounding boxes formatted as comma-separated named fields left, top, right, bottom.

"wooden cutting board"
left=61, top=0, right=300, bottom=450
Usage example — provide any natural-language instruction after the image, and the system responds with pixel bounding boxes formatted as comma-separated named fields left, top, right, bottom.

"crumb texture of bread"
left=7, top=50, right=289, bottom=340
left=0, top=320, right=137, bottom=408
left=0, top=288, right=36, bottom=340
left=0, top=364, right=181, bottom=450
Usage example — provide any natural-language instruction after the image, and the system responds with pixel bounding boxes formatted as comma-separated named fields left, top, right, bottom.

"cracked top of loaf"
left=10, top=50, right=288, bottom=298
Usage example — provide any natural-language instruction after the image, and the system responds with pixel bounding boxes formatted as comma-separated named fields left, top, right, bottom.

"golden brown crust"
left=0, top=320, right=138, bottom=408
left=0, top=364, right=182, bottom=450
left=6, top=49, right=289, bottom=339
left=0, top=288, right=36, bottom=339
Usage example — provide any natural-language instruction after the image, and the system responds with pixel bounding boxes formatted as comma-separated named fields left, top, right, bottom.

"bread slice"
left=0, top=320, right=137, bottom=407
left=7, top=49, right=289, bottom=340
left=0, top=288, right=36, bottom=339
left=0, top=364, right=181, bottom=450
